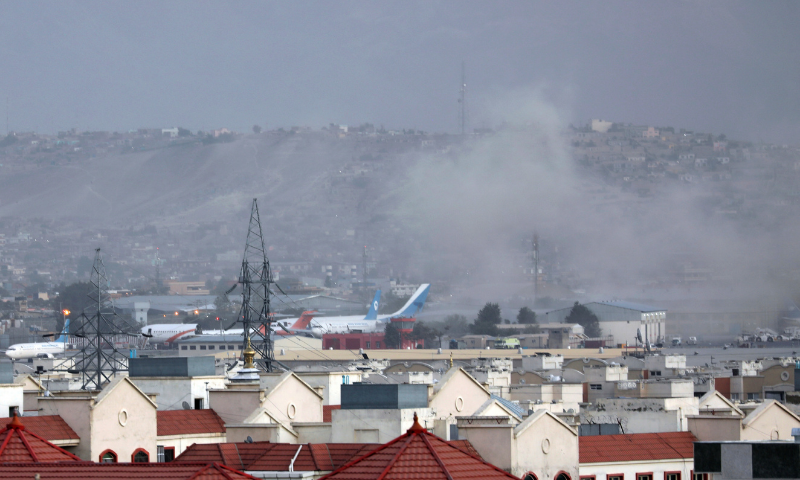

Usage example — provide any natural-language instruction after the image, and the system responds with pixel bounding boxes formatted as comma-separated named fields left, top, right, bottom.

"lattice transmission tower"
left=237, top=199, right=277, bottom=372
left=68, top=248, right=139, bottom=390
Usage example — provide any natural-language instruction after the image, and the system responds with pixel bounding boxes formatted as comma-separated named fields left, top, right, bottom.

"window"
left=157, top=446, right=165, bottom=462
left=376, top=341, right=381, bottom=348
left=590, top=384, right=602, bottom=390
left=132, top=449, right=149, bottom=462
left=200, top=345, right=207, bottom=350
left=636, top=474, right=653, bottom=480
left=228, top=345, right=236, bottom=350
left=580, top=477, right=596, bottom=480
left=163, top=447, right=175, bottom=462
left=208, top=345, right=215, bottom=350
left=366, top=341, right=371, bottom=348
left=665, top=473, right=681, bottom=480
left=100, top=450, right=117, bottom=463
left=692, top=474, right=708, bottom=480
left=194, top=398, right=203, bottom=410
left=189, top=346, right=196, bottom=350
left=523, top=474, right=538, bottom=480
left=730, top=393, right=740, bottom=401
left=607, top=475, right=624, bottom=480
left=650, top=370, right=662, bottom=376
left=342, top=375, right=350, bottom=385
left=8, top=406, right=17, bottom=417
left=747, top=392, right=760, bottom=400
left=555, top=473, right=571, bottom=480
left=181, top=346, right=188, bottom=350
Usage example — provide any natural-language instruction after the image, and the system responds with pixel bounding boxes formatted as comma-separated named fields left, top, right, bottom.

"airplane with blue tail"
left=5, top=318, right=70, bottom=360
left=308, top=284, right=430, bottom=337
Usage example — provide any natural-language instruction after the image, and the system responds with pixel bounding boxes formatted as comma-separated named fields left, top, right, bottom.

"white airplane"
left=5, top=319, right=70, bottom=360
left=141, top=311, right=318, bottom=344
left=309, top=284, right=430, bottom=338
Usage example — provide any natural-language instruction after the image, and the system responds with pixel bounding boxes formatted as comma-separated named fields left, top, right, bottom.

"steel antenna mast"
left=68, top=248, right=138, bottom=390
left=237, top=199, right=276, bottom=372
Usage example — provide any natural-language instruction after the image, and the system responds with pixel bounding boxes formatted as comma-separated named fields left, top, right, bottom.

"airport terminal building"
left=544, top=300, right=666, bottom=346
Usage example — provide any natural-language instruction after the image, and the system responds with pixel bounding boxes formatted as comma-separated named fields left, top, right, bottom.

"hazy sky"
left=1, top=1, right=798, bottom=142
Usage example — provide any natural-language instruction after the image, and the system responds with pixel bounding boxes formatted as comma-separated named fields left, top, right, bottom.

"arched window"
left=524, top=473, right=539, bottom=480
left=132, top=448, right=149, bottom=463
left=555, top=472, right=571, bottom=480
left=99, top=450, right=117, bottom=463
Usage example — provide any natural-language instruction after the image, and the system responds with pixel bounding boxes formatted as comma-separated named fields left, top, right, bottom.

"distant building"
left=545, top=301, right=666, bottom=346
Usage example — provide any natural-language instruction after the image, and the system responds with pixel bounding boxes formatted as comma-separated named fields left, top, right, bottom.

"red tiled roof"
left=176, top=442, right=380, bottom=472
left=579, top=432, right=697, bottom=464
left=319, top=414, right=519, bottom=480
left=323, top=405, right=341, bottom=423
left=0, top=462, right=256, bottom=479
left=0, top=415, right=81, bottom=463
left=448, top=440, right=483, bottom=459
left=0, top=415, right=79, bottom=441
left=158, top=409, right=226, bottom=437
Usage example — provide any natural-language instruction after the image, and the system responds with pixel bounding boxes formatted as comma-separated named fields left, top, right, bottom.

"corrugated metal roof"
left=490, top=394, right=526, bottom=418
left=591, top=300, right=666, bottom=313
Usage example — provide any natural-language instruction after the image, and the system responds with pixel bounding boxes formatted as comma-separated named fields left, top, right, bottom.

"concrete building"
left=128, top=357, right=226, bottom=410
left=457, top=410, right=579, bottom=480
left=545, top=301, right=666, bottom=346
left=295, top=370, right=362, bottom=405
left=695, top=440, right=800, bottom=479
left=38, top=376, right=158, bottom=462
left=689, top=395, right=800, bottom=442
left=580, top=431, right=695, bottom=480
left=584, top=397, right=700, bottom=434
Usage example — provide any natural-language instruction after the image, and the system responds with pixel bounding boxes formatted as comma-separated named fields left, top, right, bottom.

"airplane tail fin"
left=387, top=284, right=430, bottom=319
left=56, top=318, right=70, bottom=343
left=785, top=299, right=800, bottom=320
left=291, top=311, right=317, bottom=330
left=364, top=290, right=381, bottom=320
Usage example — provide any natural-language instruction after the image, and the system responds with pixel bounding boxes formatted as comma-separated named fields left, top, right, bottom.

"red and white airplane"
left=140, top=311, right=317, bottom=344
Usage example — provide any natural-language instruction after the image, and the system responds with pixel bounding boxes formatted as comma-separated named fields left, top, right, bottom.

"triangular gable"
left=241, top=408, right=298, bottom=437
left=514, top=409, right=577, bottom=438
left=698, top=390, right=743, bottom=417
left=263, top=371, right=323, bottom=400
left=432, top=367, right=490, bottom=397
left=473, top=398, right=522, bottom=422
left=742, top=399, right=800, bottom=428
left=95, top=376, right=158, bottom=409
left=15, top=375, right=43, bottom=391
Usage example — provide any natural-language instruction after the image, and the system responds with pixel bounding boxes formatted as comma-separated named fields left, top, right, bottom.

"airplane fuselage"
left=5, top=342, right=65, bottom=360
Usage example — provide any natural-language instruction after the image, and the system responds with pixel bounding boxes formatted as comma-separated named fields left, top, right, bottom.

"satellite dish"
left=245, top=436, right=253, bottom=444
left=182, top=401, right=191, bottom=410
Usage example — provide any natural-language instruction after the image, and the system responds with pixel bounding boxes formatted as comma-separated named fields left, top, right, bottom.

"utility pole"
left=362, top=245, right=368, bottom=290
left=152, top=247, right=163, bottom=294
left=532, top=233, right=539, bottom=304
left=458, top=62, right=467, bottom=135
left=67, top=249, right=138, bottom=390
left=237, top=199, right=276, bottom=372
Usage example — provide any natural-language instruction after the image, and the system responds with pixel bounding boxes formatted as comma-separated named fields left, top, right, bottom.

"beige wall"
left=429, top=371, right=490, bottom=418
left=513, top=413, right=578, bottom=480
left=209, top=388, right=262, bottom=424
left=331, top=408, right=434, bottom=443
left=457, top=425, right=514, bottom=471
left=226, top=424, right=296, bottom=443
left=293, top=423, right=333, bottom=443
left=295, top=372, right=361, bottom=405
left=157, top=432, right=225, bottom=457
left=39, top=397, right=92, bottom=459
left=90, top=379, right=157, bottom=462
left=741, top=404, right=800, bottom=441
left=263, top=376, right=323, bottom=424
left=0, top=384, right=23, bottom=416
left=688, top=416, right=742, bottom=441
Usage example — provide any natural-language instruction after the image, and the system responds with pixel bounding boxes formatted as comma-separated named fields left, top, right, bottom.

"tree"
left=384, top=321, right=402, bottom=349
left=252, top=125, right=262, bottom=134
left=477, top=303, right=501, bottom=325
left=411, top=321, right=440, bottom=348
left=471, top=302, right=502, bottom=336
left=517, top=306, right=537, bottom=324
left=565, top=302, right=602, bottom=337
